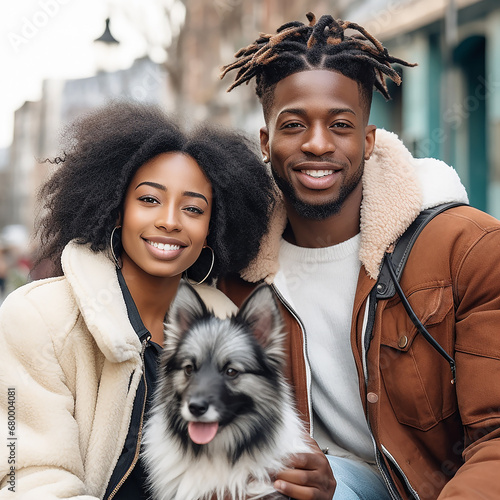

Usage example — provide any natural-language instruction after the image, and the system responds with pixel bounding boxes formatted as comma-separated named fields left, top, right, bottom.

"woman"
left=0, top=102, right=274, bottom=499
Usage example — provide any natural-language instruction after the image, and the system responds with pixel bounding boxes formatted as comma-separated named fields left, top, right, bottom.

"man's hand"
left=273, top=439, right=336, bottom=500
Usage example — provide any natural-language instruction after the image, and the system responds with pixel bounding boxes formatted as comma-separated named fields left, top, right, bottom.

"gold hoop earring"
left=110, top=226, right=122, bottom=269
left=185, top=246, right=214, bottom=286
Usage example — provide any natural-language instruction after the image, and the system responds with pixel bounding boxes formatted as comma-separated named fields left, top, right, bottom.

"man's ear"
left=364, top=125, right=376, bottom=160
left=260, top=126, right=270, bottom=160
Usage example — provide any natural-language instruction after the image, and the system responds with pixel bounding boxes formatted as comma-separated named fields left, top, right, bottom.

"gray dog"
left=142, top=282, right=311, bottom=500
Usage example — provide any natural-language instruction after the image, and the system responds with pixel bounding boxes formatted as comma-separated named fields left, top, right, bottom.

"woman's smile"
left=143, top=237, right=185, bottom=260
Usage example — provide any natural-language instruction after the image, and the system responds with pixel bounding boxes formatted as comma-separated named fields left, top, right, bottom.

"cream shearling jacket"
left=0, top=241, right=236, bottom=499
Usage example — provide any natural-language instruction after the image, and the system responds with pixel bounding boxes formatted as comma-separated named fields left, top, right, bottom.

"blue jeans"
left=326, top=456, right=392, bottom=500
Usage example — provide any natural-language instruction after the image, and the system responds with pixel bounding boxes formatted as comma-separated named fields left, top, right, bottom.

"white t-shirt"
left=274, top=233, right=375, bottom=464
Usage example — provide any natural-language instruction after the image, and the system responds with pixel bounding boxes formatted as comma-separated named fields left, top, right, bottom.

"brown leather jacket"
left=219, top=131, right=500, bottom=499
left=220, top=205, right=500, bottom=499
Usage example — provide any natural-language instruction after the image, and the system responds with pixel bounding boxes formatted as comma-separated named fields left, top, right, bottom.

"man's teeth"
left=302, top=169, right=334, bottom=178
left=148, top=241, right=180, bottom=251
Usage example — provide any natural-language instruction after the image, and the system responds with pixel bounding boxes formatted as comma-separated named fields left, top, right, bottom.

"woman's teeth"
left=302, top=169, right=334, bottom=178
left=148, top=241, right=180, bottom=251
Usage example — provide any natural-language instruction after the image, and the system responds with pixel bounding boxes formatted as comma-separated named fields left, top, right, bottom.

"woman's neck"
left=120, top=266, right=182, bottom=345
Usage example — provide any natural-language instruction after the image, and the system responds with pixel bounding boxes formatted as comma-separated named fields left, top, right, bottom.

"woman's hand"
left=273, top=439, right=336, bottom=500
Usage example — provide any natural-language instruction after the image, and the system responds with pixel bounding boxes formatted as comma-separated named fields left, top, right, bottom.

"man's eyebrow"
left=278, top=108, right=307, bottom=117
left=329, top=107, right=356, bottom=116
left=135, top=181, right=166, bottom=191
left=278, top=107, right=356, bottom=118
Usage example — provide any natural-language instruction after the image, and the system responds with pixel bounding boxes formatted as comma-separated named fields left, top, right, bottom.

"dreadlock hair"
left=34, top=101, right=274, bottom=282
left=220, top=12, right=416, bottom=122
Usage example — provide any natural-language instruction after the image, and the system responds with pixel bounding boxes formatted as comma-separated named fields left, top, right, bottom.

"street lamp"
left=93, top=17, right=121, bottom=72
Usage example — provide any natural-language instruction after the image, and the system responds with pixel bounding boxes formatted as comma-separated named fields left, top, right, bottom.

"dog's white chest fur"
left=144, top=403, right=310, bottom=500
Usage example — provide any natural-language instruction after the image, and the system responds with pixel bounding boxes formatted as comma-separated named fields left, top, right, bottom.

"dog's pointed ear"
left=236, top=284, right=284, bottom=356
left=166, top=281, right=207, bottom=340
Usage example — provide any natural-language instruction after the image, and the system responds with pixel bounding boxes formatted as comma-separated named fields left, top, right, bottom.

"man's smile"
left=301, top=169, right=334, bottom=178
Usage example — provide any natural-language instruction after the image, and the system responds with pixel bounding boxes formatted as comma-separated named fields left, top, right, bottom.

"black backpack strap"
left=376, top=202, right=467, bottom=300
left=374, top=202, right=468, bottom=385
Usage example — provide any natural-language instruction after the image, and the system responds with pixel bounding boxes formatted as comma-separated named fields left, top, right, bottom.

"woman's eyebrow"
left=184, top=191, right=208, bottom=204
left=135, top=181, right=166, bottom=191
left=135, top=182, right=208, bottom=205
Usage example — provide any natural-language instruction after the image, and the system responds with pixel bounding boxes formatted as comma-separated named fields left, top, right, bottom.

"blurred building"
left=2, top=55, right=170, bottom=239
left=162, top=0, right=499, bottom=216
left=163, top=0, right=343, bottom=134
left=3, top=0, right=499, bottom=247
left=3, top=1, right=342, bottom=245
left=343, top=0, right=500, bottom=216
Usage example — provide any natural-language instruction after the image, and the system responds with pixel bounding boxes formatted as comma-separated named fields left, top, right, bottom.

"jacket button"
left=398, top=335, right=408, bottom=348
left=367, top=392, right=378, bottom=403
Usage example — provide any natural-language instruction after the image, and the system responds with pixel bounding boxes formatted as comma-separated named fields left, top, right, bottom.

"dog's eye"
left=225, top=367, right=239, bottom=378
left=184, top=365, right=194, bottom=376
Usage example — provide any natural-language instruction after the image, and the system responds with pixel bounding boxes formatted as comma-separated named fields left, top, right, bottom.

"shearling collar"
left=62, top=242, right=142, bottom=363
left=61, top=242, right=238, bottom=362
left=241, top=129, right=468, bottom=283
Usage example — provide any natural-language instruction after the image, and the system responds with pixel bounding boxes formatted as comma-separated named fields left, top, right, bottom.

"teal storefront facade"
left=345, top=0, right=500, bottom=217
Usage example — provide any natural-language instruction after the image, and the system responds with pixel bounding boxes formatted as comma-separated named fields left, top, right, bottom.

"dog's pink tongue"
left=188, top=422, right=219, bottom=444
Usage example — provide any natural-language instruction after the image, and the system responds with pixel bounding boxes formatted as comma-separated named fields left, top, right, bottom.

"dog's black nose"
left=189, top=399, right=209, bottom=417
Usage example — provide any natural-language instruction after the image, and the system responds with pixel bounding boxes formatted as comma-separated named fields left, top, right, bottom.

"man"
left=220, top=12, right=500, bottom=500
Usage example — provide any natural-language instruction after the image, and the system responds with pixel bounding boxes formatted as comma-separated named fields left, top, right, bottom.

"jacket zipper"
left=382, top=445, right=420, bottom=500
left=273, top=279, right=412, bottom=498
left=107, top=336, right=150, bottom=499
left=271, top=283, right=314, bottom=435
left=372, top=442, right=401, bottom=499
left=361, top=294, right=400, bottom=500
left=362, top=293, right=417, bottom=500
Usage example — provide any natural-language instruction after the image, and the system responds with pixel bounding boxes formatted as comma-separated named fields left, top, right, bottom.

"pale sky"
left=1, top=0, right=183, bottom=148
